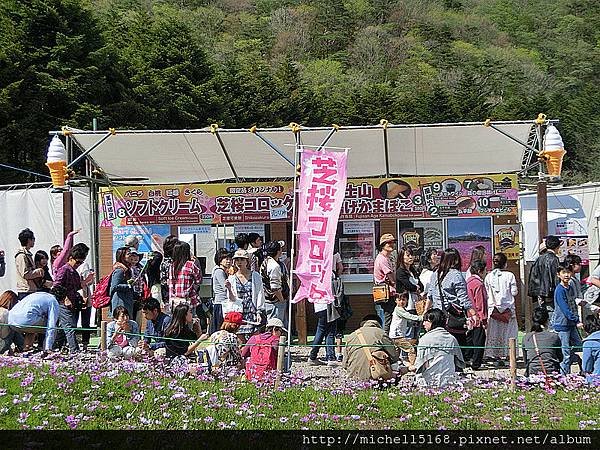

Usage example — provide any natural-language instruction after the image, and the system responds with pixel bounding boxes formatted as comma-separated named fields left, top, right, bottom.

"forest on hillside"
left=1, top=0, right=599, bottom=185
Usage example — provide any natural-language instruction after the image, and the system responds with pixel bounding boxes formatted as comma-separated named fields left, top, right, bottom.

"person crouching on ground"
left=7, top=286, right=65, bottom=354
left=0, top=290, right=21, bottom=354
left=343, top=314, right=399, bottom=381
left=389, top=291, right=422, bottom=370
left=414, top=308, right=464, bottom=387
left=241, top=318, right=285, bottom=381
left=106, top=306, right=140, bottom=359
left=582, top=314, right=600, bottom=383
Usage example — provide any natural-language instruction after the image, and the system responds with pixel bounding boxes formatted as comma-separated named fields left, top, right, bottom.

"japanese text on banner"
left=293, top=148, right=348, bottom=304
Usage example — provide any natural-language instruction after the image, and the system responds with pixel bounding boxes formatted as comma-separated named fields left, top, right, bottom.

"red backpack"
left=245, top=334, right=279, bottom=381
left=91, top=273, right=112, bottom=309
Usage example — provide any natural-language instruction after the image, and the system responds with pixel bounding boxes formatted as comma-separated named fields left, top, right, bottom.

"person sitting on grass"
left=582, top=314, right=600, bottom=383
left=106, top=306, right=140, bottom=359
left=208, top=311, right=244, bottom=374
left=139, top=297, right=171, bottom=358
left=163, top=303, right=206, bottom=361
left=413, top=308, right=464, bottom=387
left=389, top=290, right=422, bottom=369
left=241, top=317, right=284, bottom=381
left=522, top=306, right=562, bottom=377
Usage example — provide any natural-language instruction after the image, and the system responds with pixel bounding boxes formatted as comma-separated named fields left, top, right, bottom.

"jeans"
left=540, top=299, right=555, bottom=331
left=310, top=310, right=337, bottom=361
left=59, top=305, right=79, bottom=354
left=448, top=329, right=468, bottom=366
left=265, top=301, right=289, bottom=330
left=210, top=304, right=224, bottom=334
left=557, top=327, right=582, bottom=374
left=77, top=307, right=92, bottom=347
left=374, top=304, right=385, bottom=329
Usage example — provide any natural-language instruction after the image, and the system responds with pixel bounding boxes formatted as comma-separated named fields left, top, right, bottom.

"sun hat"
left=266, top=317, right=287, bottom=332
left=224, top=311, right=244, bottom=325
left=124, top=235, right=139, bottom=248
left=379, top=233, right=397, bottom=245
left=233, top=249, right=249, bottom=259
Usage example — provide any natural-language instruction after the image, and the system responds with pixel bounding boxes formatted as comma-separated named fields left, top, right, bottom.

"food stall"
left=55, top=120, right=540, bottom=336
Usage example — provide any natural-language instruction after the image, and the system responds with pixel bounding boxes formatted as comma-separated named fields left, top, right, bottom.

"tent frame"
left=43, top=118, right=557, bottom=349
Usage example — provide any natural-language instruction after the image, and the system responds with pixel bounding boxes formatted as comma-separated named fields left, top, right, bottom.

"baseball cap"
left=379, top=233, right=397, bottom=245
left=224, top=311, right=243, bottom=325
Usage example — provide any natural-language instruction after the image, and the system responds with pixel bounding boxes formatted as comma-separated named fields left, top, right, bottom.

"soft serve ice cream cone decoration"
left=46, top=135, right=68, bottom=189
left=539, top=125, right=566, bottom=181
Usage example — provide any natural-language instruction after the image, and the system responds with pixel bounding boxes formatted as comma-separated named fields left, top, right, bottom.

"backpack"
left=91, top=273, right=112, bottom=309
left=245, top=334, right=279, bottom=381
left=260, top=258, right=290, bottom=303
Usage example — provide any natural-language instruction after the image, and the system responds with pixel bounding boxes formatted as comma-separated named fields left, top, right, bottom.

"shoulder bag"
left=438, top=274, right=467, bottom=331
left=372, top=283, right=390, bottom=304
left=356, top=329, right=392, bottom=380
left=488, top=282, right=512, bottom=324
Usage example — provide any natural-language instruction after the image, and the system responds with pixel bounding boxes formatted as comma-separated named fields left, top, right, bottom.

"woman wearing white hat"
left=226, top=249, right=265, bottom=342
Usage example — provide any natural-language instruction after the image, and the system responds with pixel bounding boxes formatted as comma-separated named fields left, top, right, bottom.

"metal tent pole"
left=287, top=124, right=302, bottom=369
left=67, top=129, right=115, bottom=169
left=249, top=126, right=295, bottom=166
left=210, top=124, right=240, bottom=182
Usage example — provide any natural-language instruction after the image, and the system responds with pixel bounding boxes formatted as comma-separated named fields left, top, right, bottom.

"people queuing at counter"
left=2, top=229, right=600, bottom=387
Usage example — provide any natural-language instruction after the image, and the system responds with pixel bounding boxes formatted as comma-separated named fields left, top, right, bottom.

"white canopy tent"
left=61, top=121, right=537, bottom=183
left=49, top=119, right=548, bottom=347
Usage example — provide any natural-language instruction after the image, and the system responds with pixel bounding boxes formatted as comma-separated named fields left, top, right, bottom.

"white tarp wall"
left=519, top=183, right=600, bottom=264
left=0, top=186, right=92, bottom=293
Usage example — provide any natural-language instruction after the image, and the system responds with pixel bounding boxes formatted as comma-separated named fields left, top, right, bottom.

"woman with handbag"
left=427, top=248, right=479, bottom=359
left=373, top=234, right=398, bottom=335
left=226, top=249, right=265, bottom=343
left=484, top=252, right=519, bottom=368
left=396, top=247, right=424, bottom=342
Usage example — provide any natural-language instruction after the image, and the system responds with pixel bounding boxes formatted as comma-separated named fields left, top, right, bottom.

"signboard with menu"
left=341, top=174, right=517, bottom=220
left=100, top=174, right=517, bottom=226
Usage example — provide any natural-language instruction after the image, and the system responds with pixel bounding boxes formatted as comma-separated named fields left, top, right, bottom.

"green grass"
left=0, top=356, right=599, bottom=430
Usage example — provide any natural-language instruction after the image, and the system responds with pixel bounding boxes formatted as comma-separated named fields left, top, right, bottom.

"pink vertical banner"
left=292, top=148, right=348, bottom=304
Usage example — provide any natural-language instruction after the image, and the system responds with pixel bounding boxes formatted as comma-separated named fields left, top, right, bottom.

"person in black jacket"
left=396, top=247, right=424, bottom=341
left=527, top=236, right=561, bottom=329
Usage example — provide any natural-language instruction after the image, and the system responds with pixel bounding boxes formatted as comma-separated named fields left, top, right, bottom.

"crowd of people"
left=347, top=234, right=600, bottom=387
left=1, top=227, right=600, bottom=387
left=0, top=229, right=292, bottom=380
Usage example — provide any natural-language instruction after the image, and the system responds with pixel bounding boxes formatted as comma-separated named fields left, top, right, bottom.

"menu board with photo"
left=341, top=174, right=518, bottom=220
left=447, top=218, right=493, bottom=272
left=493, top=224, right=520, bottom=260
left=413, top=220, right=444, bottom=250
left=559, top=236, right=589, bottom=265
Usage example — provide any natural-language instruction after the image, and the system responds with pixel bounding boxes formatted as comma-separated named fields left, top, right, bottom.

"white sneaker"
left=327, top=360, right=340, bottom=367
